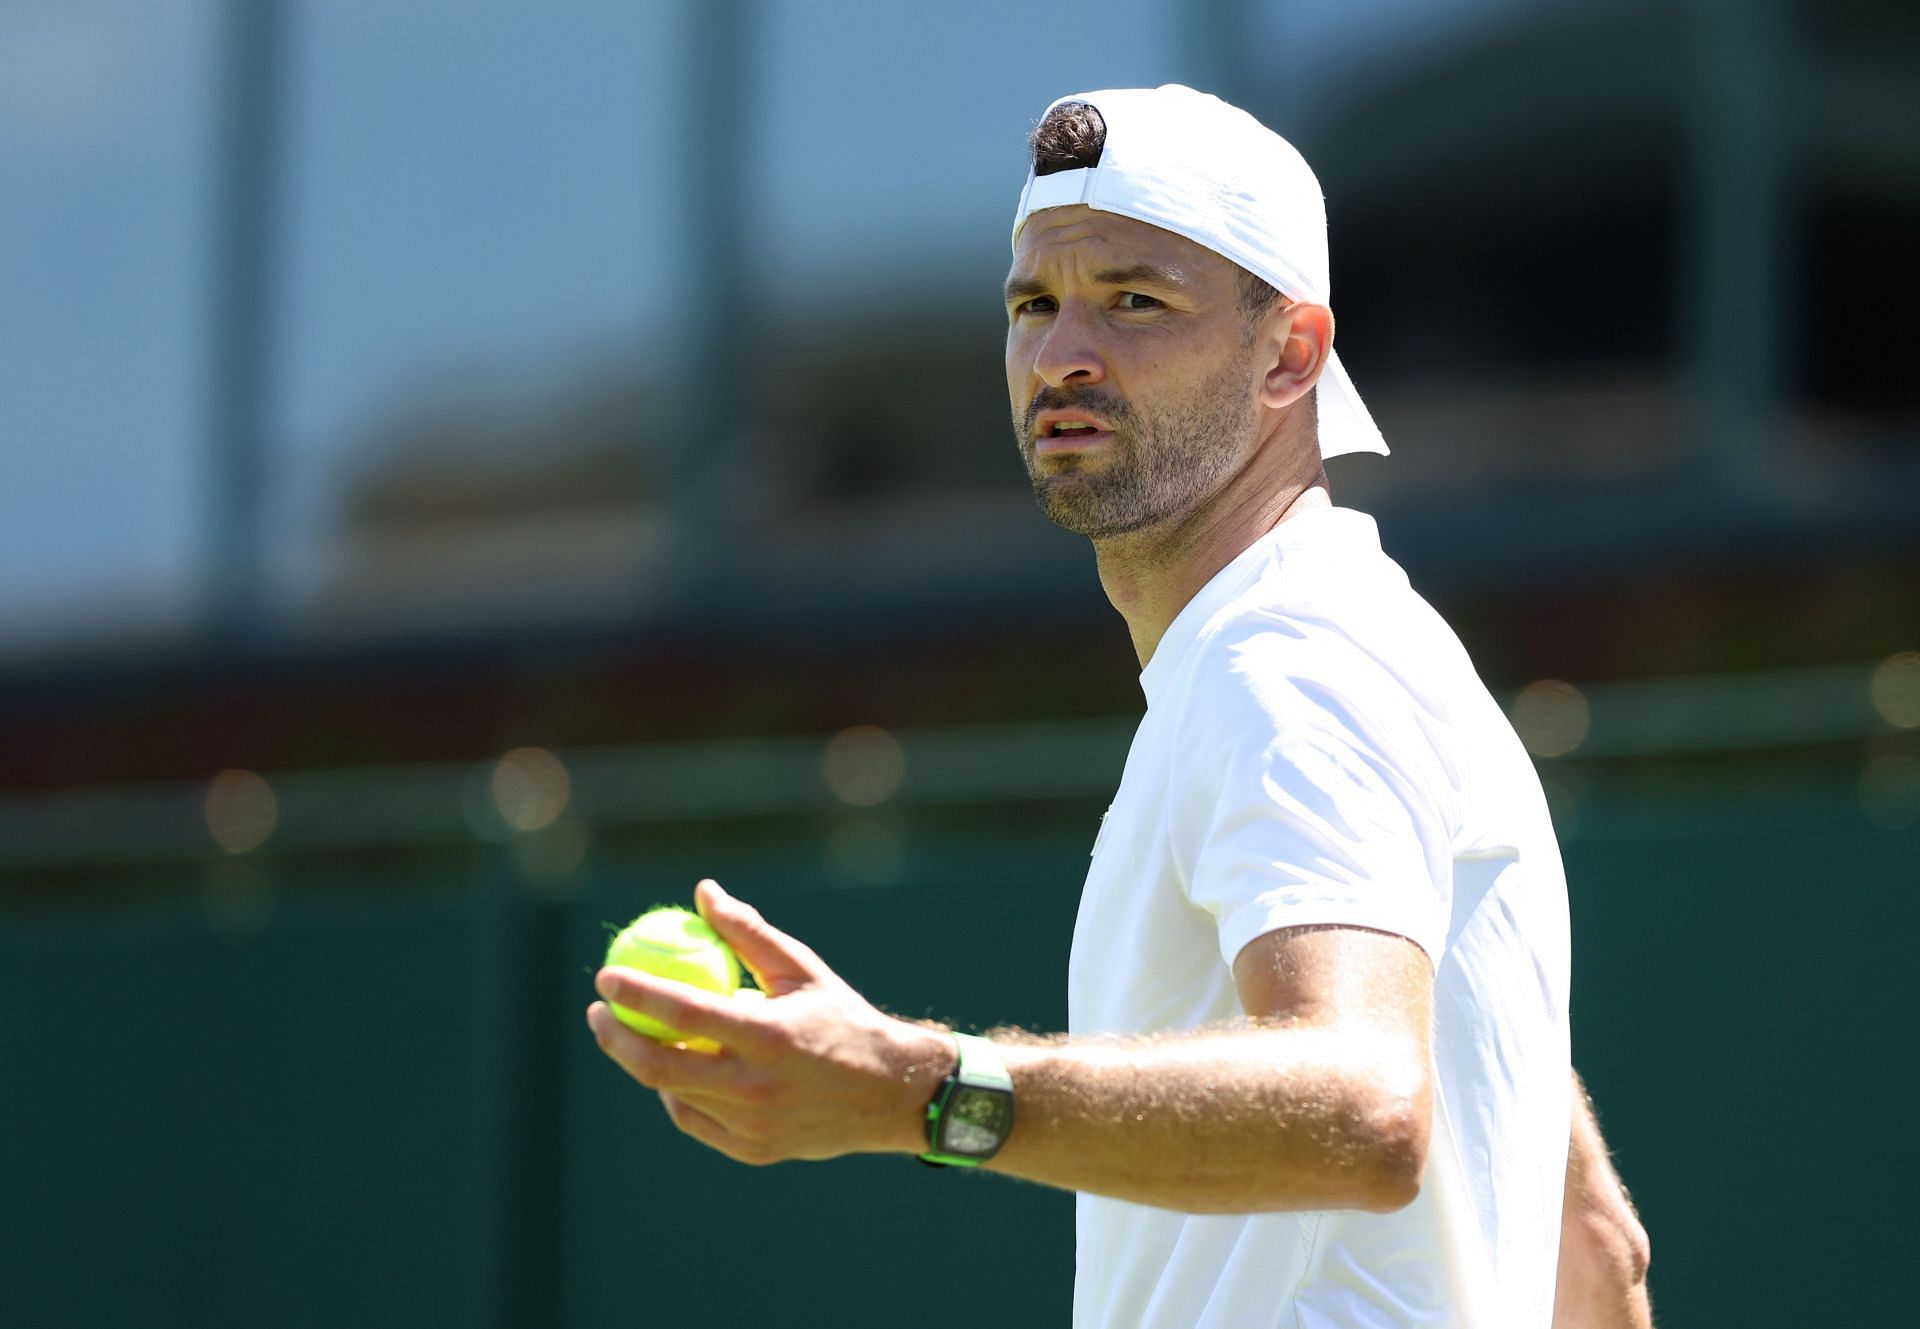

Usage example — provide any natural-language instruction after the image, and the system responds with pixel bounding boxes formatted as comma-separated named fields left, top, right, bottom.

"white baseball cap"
left=1012, top=84, right=1388, bottom=460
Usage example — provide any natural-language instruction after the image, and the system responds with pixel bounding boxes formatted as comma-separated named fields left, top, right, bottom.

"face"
left=1004, top=206, right=1262, bottom=538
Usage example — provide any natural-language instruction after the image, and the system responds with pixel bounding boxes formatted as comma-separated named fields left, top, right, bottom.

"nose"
left=1030, top=304, right=1107, bottom=389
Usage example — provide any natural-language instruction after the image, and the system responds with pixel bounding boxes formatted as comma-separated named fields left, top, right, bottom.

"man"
left=588, top=85, right=1650, bottom=1327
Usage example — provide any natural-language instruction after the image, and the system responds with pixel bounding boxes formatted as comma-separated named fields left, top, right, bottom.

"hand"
left=586, top=879, right=955, bottom=1165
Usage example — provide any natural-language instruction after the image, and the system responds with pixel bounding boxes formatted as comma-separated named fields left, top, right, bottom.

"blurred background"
left=1, top=0, right=1915, bottom=1324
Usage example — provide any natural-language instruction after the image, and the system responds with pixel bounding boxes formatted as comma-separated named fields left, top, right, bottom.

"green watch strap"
left=919, top=1032, right=1014, bottom=1167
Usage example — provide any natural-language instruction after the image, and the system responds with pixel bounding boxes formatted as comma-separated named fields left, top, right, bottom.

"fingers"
left=693, top=878, right=831, bottom=994
left=595, top=965, right=765, bottom=1049
left=586, top=1001, right=761, bottom=1099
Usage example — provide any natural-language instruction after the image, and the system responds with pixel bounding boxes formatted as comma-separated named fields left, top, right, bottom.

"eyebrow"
left=1003, top=262, right=1191, bottom=306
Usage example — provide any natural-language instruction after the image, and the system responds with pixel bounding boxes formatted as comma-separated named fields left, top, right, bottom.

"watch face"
left=942, top=1086, right=1012, bottom=1156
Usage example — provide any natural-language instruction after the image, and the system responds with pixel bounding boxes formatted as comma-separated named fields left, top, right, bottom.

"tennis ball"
left=604, top=906, right=742, bottom=1050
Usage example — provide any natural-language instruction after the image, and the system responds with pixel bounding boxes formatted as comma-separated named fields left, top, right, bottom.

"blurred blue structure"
left=2, top=0, right=1913, bottom=662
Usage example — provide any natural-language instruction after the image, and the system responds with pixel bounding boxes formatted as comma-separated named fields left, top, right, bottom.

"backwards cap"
left=1012, top=84, right=1388, bottom=460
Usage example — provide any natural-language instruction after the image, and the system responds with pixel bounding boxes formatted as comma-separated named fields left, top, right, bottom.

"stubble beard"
left=1016, top=359, right=1259, bottom=540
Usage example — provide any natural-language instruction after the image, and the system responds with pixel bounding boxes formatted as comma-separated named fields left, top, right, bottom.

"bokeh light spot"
left=822, top=725, right=906, bottom=807
left=1869, top=652, right=1920, bottom=729
left=492, top=747, right=571, bottom=832
left=1510, top=680, right=1592, bottom=758
left=205, top=769, right=278, bottom=854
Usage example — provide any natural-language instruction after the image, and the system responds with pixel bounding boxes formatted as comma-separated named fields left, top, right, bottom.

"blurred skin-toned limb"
left=1553, top=1072, right=1654, bottom=1329
left=586, top=880, right=1433, bottom=1215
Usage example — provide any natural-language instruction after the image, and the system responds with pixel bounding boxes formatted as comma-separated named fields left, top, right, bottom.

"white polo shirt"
left=1069, top=505, right=1572, bottom=1329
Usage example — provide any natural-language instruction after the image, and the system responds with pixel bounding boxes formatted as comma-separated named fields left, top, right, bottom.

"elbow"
left=1357, top=1125, right=1427, bottom=1213
left=1629, top=1227, right=1652, bottom=1287
left=1609, top=1211, right=1653, bottom=1288
left=1352, top=1084, right=1431, bottom=1214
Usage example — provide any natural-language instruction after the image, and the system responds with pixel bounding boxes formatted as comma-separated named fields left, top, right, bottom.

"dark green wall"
left=3, top=775, right=1911, bottom=1327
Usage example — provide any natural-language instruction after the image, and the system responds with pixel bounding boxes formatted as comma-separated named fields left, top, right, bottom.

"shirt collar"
left=1136, top=506, right=1359, bottom=708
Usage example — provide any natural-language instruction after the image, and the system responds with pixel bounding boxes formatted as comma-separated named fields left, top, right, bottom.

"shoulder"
left=1163, top=605, right=1462, bottom=963
left=1171, top=601, right=1414, bottom=756
left=1160, top=601, right=1463, bottom=837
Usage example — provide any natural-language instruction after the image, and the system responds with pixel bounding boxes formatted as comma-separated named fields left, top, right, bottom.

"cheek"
left=1004, top=338, right=1030, bottom=403
left=1004, top=323, right=1030, bottom=366
left=1126, top=327, right=1215, bottom=382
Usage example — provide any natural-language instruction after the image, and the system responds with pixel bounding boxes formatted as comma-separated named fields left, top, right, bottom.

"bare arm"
left=587, top=881, right=1433, bottom=1215
left=1552, top=1072, right=1653, bottom=1329
left=985, top=923, right=1432, bottom=1212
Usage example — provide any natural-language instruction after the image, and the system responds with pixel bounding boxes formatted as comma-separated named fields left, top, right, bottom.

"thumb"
left=695, top=879, right=831, bottom=996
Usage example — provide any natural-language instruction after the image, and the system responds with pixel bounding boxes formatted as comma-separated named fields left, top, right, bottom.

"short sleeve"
left=1166, top=625, right=1453, bottom=972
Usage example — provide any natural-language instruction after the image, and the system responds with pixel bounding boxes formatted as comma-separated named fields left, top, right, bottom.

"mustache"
left=1023, top=387, right=1133, bottom=436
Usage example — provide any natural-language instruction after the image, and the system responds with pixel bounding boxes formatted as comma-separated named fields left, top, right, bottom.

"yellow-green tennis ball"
left=604, top=906, right=741, bottom=1049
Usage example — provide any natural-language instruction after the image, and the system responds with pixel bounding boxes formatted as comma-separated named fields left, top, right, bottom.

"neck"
left=1093, top=451, right=1330, bottom=670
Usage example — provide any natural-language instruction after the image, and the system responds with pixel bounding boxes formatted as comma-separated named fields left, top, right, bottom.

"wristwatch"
left=919, top=1032, right=1015, bottom=1167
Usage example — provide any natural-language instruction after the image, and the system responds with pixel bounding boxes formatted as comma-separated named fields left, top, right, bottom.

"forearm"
left=980, top=1022, right=1429, bottom=1214
left=589, top=890, right=1433, bottom=1208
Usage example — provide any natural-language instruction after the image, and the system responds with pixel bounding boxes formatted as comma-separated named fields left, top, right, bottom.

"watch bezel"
left=919, top=1033, right=1015, bottom=1167
left=934, top=1082, right=1014, bottom=1159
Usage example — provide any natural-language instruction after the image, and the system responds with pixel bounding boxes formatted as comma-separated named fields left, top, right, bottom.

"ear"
left=1255, top=301, right=1334, bottom=411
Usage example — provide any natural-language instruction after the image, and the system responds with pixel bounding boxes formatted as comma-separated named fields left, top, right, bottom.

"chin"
left=1032, top=486, right=1161, bottom=539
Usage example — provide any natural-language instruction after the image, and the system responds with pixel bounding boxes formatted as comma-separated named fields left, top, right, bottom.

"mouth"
left=1033, top=413, right=1116, bottom=455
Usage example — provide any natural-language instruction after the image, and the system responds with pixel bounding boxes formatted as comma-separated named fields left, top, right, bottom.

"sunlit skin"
left=1004, top=204, right=1334, bottom=668
left=1554, top=1078, right=1656, bottom=1328
left=587, top=879, right=1434, bottom=1213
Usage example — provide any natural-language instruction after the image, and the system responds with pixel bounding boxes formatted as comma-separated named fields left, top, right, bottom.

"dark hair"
left=1028, top=101, right=1287, bottom=324
left=1029, top=100, right=1107, bottom=178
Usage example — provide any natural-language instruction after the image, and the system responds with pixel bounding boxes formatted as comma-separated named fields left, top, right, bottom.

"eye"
left=1016, top=296, right=1057, bottom=315
left=1116, top=292, right=1162, bottom=311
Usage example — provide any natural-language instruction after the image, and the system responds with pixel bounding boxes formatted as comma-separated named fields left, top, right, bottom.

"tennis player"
left=589, top=85, right=1650, bottom=1328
